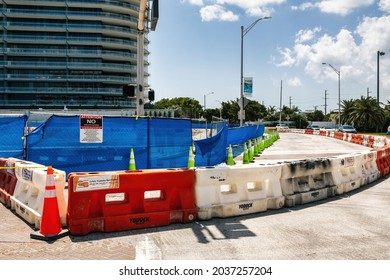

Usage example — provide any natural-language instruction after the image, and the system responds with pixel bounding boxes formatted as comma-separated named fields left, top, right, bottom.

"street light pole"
left=377, top=51, right=385, bottom=104
left=204, top=92, right=214, bottom=112
left=322, top=63, right=341, bottom=127
left=240, top=16, right=271, bottom=127
left=216, top=100, right=222, bottom=118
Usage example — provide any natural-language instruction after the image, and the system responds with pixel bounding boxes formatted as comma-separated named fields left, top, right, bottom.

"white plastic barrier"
left=280, top=158, right=336, bottom=207
left=10, top=161, right=67, bottom=229
left=359, top=150, right=380, bottom=186
left=194, top=163, right=285, bottom=220
left=329, top=154, right=363, bottom=195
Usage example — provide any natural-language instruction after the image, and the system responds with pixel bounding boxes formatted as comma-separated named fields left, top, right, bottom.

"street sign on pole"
left=243, top=77, right=253, bottom=97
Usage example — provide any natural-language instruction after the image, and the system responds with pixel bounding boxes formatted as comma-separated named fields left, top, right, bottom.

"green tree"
left=340, top=99, right=356, bottom=125
left=244, top=100, right=267, bottom=121
left=306, top=110, right=325, bottom=121
left=348, top=96, right=385, bottom=132
left=154, top=97, right=203, bottom=118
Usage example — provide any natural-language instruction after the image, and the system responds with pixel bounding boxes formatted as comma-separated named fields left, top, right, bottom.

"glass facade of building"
left=0, top=0, right=148, bottom=108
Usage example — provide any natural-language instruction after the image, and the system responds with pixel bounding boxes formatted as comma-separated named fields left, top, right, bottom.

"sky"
left=148, top=0, right=390, bottom=113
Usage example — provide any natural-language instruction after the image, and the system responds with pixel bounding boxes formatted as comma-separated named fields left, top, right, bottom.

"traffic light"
left=148, top=89, right=155, bottom=101
left=123, top=84, right=136, bottom=97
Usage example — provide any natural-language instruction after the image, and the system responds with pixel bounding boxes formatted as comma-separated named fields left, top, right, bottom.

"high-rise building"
left=0, top=0, right=149, bottom=108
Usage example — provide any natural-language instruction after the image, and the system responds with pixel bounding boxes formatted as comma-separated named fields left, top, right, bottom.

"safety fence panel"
left=280, top=158, right=337, bottom=207
left=0, top=115, right=27, bottom=159
left=10, top=160, right=67, bottom=228
left=26, top=115, right=192, bottom=175
left=67, top=168, right=197, bottom=235
left=194, top=164, right=285, bottom=220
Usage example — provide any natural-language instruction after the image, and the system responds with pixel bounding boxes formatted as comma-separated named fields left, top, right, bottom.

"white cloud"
left=295, top=27, right=322, bottom=44
left=181, top=0, right=204, bottom=6
left=291, top=0, right=375, bottom=16
left=291, top=3, right=316, bottom=11
left=277, top=15, right=390, bottom=88
left=379, top=0, right=390, bottom=13
left=200, top=4, right=239, bottom=22
left=215, top=0, right=284, bottom=16
left=287, top=77, right=302, bottom=87
left=184, top=0, right=285, bottom=21
left=276, top=48, right=296, bottom=67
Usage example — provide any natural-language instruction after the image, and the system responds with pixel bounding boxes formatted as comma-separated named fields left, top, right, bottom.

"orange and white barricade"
left=0, top=158, right=22, bottom=207
left=376, top=146, right=390, bottom=177
left=194, top=164, right=285, bottom=220
left=280, top=158, right=336, bottom=207
left=10, top=161, right=67, bottom=229
left=67, top=168, right=197, bottom=235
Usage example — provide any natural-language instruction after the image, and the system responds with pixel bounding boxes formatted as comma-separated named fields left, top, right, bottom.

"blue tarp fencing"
left=194, top=123, right=264, bottom=166
left=26, top=115, right=192, bottom=175
left=0, top=114, right=264, bottom=175
left=0, top=115, right=27, bottom=159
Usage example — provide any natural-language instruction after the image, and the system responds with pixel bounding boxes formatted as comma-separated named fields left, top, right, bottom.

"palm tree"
left=349, top=96, right=385, bottom=132
left=340, top=99, right=356, bottom=125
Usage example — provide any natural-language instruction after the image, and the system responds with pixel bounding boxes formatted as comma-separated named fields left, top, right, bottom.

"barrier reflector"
left=329, top=154, right=363, bottom=195
left=10, top=161, right=67, bottom=229
left=67, top=168, right=197, bottom=235
left=376, top=146, right=390, bottom=177
left=194, top=164, right=285, bottom=220
left=0, top=158, right=19, bottom=207
left=280, top=158, right=336, bottom=207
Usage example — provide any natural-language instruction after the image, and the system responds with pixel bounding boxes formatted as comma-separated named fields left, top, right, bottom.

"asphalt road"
left=0, top=133, right=389, bottom=261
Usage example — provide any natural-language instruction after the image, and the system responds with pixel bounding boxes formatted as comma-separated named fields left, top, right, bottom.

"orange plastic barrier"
left=334, top=132, right=344, bottom=140
left=376, top=146, right=390, bottom=177
left=304, top=129, right=313, bottom=135
left=355, top=134, right=363, bottom=145
left=67, top=168, right=197, bottom=235
left=368, top=136, right=375, bottom=148
left=0, top=158, right=19, bottom=207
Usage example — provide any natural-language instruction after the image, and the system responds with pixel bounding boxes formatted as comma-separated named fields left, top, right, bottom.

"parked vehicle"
left=339, top=125, right=357, bottom=133
left=306, top=124, right=320, bottom=130
left=276, top=123, right=289, bottom=129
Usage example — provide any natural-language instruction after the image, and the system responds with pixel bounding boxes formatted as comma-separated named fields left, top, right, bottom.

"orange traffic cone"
left=30, top=166, right=68, bottom=241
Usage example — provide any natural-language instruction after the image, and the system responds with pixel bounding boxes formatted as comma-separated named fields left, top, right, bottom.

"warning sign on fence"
left=80, top=115, right=103, bottom=143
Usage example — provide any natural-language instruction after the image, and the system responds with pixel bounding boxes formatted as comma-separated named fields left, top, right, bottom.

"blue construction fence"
left=0, top=114, right=264, bottom=175
left=0, top=115, right=27, bottom=158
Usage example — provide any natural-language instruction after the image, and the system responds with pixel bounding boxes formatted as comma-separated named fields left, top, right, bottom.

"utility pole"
left=289, top=96, right=292, bottom=109
left=279, top=80, right=282, bottom=124
left=324, top=90, right=328, bottom=115
left=367, top=87, right=371, bottom=98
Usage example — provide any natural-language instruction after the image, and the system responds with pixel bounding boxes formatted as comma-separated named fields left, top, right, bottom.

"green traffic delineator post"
left=227, top=144, right=235, bottom=165
left=128, top=148, right=136, bottom=170
left=188, top=146, right=195, bottom=168
left=243, top=143, right=249, bottom=164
